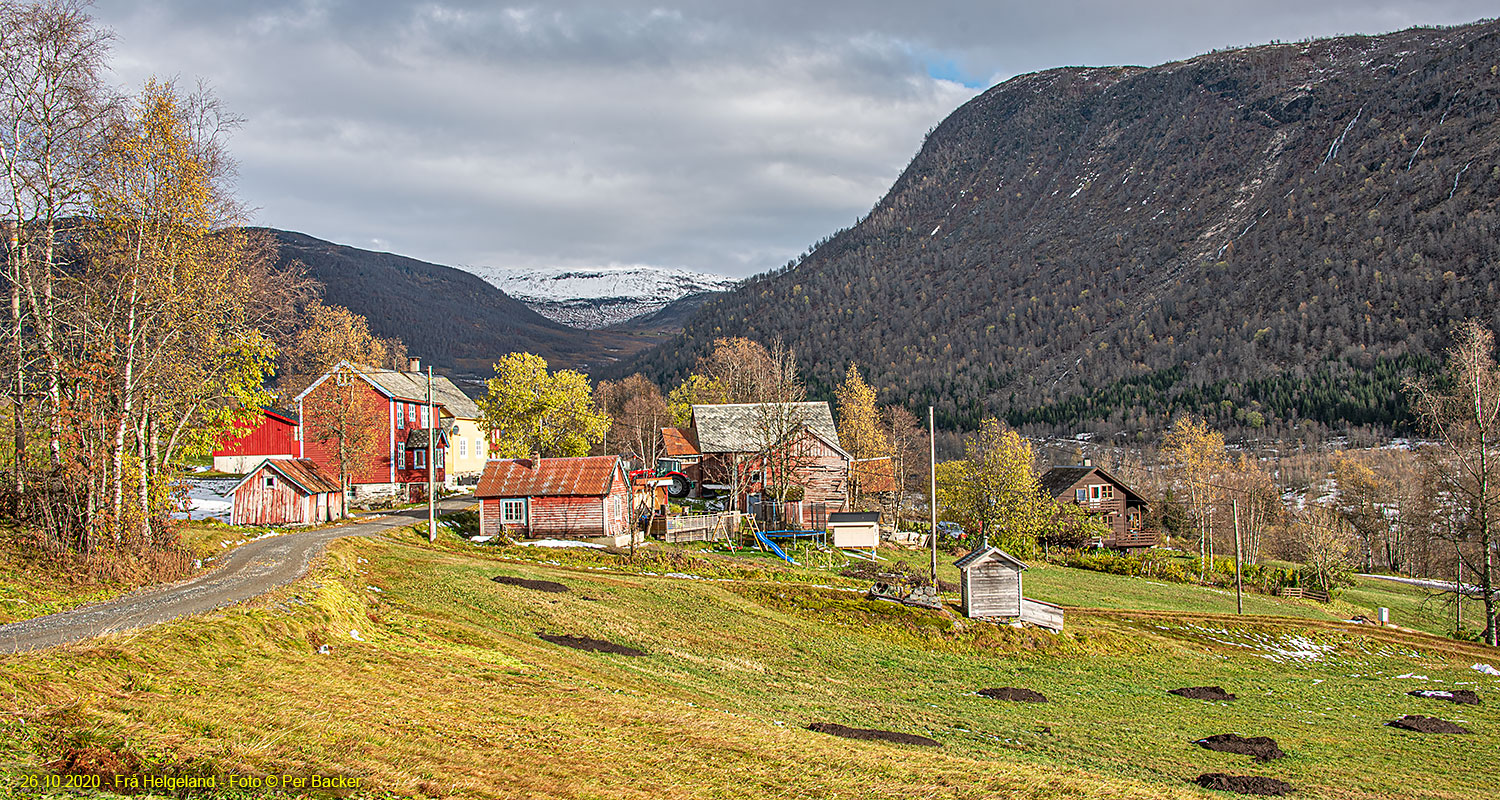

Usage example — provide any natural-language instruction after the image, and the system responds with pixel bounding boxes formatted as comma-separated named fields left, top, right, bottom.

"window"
left=1100, top=484, right=1114, bottom=500
left=396, top=405, right=403, bottom=429
left=1074, top=488, right=1087, bottom=503
left=501, top=499, right=527, bottom=524
left=414, top=449, right=426, bottom=469
left=459, top=438, right=468, bottom=458
left=264, top=475, right=276, bottom=489
left=407, top=404, right=415, bottom=424
left=437, top=449, right=445, bottom=468
left=474, top=438, right=483, bottom=458
left=1089, top=485, right=1101, bottom=501
left=397, top=444, right=406, bottom=470
left=421, top=405, right=430, bottom=427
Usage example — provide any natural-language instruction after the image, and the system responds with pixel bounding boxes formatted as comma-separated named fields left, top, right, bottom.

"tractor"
left=630, top=458, right=694, bottom=499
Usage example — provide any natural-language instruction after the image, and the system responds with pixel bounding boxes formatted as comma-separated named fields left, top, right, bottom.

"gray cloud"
left=95, top=1, right=1498, bottom=276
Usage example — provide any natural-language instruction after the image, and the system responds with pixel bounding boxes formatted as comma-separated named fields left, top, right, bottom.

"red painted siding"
left=299, top=378, right=393, bottom=485
left=214, top=411, right=297, bottom=458
left=480, top=467, right=631, bottom=540
left=231, top=465, right=345, bottom=525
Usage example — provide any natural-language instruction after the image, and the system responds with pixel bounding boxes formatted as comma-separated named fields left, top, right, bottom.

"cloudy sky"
left=95, top=1, right=1496, bottom=279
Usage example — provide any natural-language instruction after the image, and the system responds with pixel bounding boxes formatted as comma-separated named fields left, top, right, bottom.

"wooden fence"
left=655, top=512, right=741, bottom=543
left=1277, top=586, right=1331, bottom=603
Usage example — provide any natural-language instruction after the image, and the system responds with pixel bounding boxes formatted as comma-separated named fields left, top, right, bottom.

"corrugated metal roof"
left=234, top=458, right=341, bottom=495
left=661, top=427, right=699, bottom=456
left=690, top=402, right=838, bottom=453
left=476, top=456, right=621, bottom=498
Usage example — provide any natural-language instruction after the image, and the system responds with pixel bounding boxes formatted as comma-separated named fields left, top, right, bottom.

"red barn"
left=295, top=361, right=454, bottom=502
left=212, top=408, right=299, bottom=473
left=230, top=458, right=345, bottom=526
left=476, top=456, right=631, bottom=545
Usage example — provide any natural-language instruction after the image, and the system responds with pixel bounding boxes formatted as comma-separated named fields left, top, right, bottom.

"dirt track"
left=0, top=499, right=473, bottom=655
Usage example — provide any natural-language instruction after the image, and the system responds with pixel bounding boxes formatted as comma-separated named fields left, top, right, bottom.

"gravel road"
left=0, top=499, right=474, bottom=655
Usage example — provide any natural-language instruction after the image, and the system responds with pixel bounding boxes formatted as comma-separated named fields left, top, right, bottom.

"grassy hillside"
left=1, top=531, right=1495, bottom=799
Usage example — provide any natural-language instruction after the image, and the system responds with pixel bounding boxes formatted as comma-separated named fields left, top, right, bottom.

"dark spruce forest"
left=616, top=20, right=1500, bottom=437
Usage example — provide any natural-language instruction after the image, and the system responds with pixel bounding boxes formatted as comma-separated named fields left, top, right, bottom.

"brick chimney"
left=408, top=357, right=421, bottom=373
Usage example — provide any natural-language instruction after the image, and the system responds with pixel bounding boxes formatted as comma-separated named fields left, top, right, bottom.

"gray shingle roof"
left=690, top=402, right=839, bottom=454
left=953, top=545, right=1029, bottom=571
left=360, top=367, right=482, bottom=420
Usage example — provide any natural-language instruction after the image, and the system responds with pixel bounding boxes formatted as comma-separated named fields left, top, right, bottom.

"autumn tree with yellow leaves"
left=481, top=353, right=609, bottom=459
left=835, top=362, right=887, bottom=509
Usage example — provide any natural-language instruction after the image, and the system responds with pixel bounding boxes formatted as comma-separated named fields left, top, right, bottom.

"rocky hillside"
left=474, top=265, right=739, bottom=329
left=265, top=230, right=658, bottom=374
left=622, top=19, right=1500, bottom=436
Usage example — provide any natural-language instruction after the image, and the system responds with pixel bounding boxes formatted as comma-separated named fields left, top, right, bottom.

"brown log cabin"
left=1039, top=464, right=1156, bottom=551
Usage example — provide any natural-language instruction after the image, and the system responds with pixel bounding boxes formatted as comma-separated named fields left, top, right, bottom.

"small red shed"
left=476, top=456, right=631, bottom=544
left=230, top=458, right=346, bottom=526
left=212, top=408, right=299, bottom=473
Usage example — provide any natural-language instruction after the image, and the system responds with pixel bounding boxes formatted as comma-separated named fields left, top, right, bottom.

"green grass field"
left=1, top=530, right=1495, bottom=799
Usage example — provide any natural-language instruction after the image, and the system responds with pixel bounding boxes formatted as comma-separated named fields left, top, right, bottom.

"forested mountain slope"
left=262, top=229, right=655, bottom=373
left=623, top=20, right=1500, bottom=436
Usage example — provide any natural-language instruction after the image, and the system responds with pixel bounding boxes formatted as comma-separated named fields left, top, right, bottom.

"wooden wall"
left=232, top=469, right=342, bottom=526
left=960, top=559, right=1022, bottom=618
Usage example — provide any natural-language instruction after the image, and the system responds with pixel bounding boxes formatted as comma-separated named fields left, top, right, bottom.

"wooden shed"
left=954, top=545, right=1064, bottom=630
left=827, top=511, right=880, bottom=550
left=476, top=456, right=632, bottom=545
left=230, top=458, right=345, bottom=526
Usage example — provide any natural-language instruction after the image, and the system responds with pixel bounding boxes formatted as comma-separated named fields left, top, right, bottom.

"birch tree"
left=1406, top=320, right=1500, bottom=646
left=835, top=362, right=886, bottom=509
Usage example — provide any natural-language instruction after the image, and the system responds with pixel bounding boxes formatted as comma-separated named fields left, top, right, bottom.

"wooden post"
left=1457, top=547, right=1464, bottom=637
left=427, top=366, right=436, bottom=543
left=928, top=405, right=937, bottom=586
left=1232, top=498, right=1243, bottom=615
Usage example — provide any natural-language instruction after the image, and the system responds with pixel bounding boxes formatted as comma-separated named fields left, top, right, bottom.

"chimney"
left=1083, top=458, right=1093, bottom=467
left=408, top=357, right=421, bottom=373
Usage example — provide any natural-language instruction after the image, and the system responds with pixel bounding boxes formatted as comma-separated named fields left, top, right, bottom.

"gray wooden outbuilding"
left=954, top=545, right=1064, bottom=630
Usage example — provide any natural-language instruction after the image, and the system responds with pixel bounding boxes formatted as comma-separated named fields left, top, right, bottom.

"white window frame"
left=264, top=475, right=276, bottom=489
left=459, top=437, right=468, bottom=458
left=414, top=449, right=426, bottom=469
left=397, top=444, right=406, bottom=470
left=501, top=498, right=527, bottom=524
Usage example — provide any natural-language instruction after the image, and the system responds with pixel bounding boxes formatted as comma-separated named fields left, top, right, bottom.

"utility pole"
left=1232, top=498, right=1243, bottom=615
left=427, top=366, right=436, bottom=543
left=928, top=405, right=937, bottom=586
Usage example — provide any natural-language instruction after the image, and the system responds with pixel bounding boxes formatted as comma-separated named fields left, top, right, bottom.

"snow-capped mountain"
left=469, top=265, right=740, bottom=329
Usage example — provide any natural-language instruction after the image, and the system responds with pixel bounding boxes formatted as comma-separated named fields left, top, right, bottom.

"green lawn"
left=1, top=528, right=1495, bottom=799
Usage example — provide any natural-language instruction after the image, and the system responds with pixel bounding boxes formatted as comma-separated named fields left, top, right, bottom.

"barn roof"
left=953, top=545, right=1029, bottom=571
left=233, top=458, right=341, bottom=495
left=476, top=456, right=622, bottom=498
left=690, top=402, right=839, bottom=454
left=1038, top=465, right=1147, bottom=504
left=661, top=427, right=699, bottom=457
left=265, top=407, right=299, bottom=425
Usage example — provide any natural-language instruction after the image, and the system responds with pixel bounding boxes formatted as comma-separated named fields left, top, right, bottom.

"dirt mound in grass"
left=536, top=632, right=646, bottom=656
left=806, top=722, right=941, bottom=747
left=978, top=687, right=1047, bottom=702
left=1386, top=714, right=1471, bottom=734
left=51, top=745, right=140, bottom=779
left=1407, top=689, right=1480, bottom=706
left=493, top=575, right=569, bottom=593
left=1171, top=686, right=1237, bottom=701
left=1195, top=733, right=1285, bottom=762
left=1194, top=773, right=1293, bottom=796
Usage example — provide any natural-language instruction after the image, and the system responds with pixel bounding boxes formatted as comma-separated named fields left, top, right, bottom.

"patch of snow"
left=1396, top=673, right=1430, bottom=680
left=470, top=535, right=495, bottom=543
left=174, top=477, right=236, bottom=522
left=1472, top=663, right=1500, bottom=676
left=366, top=586, right=383, bottom=593
left=349, top=629, right=364, bottom=642
left=519, top=539, right=606, bottom=549
left=472, top=264, right=740, bottom=328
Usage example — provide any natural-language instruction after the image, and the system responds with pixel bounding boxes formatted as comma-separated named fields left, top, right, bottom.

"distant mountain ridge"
left=261, top=229, right=661, bottom=374
left=472, top=265, right=739, bottom=329
left=619, top=19, right=1500, bottom=436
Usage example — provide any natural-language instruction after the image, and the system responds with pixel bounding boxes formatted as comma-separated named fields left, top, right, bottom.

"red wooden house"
left=211, top=408, right=299, bottom=473
left=295, top=361, right=455, bottom=502
left=230, top=458, right=345, bottom=526
left=476, top=456, right=632, bottom=545
left=687, top=402, right=850, bottom=514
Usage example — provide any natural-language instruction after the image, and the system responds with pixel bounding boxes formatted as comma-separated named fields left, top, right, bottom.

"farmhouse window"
left=397, top=445, right=406, bottom=470
left=501, top=499, right=527, bottom=524
left=1075, top=488, right=1087, bottom=503
left=1128, top=509, right=1141, bottom=529
left=421, top=406, right=430, bottom=427
left=458, top=438, right=468, bottom=458
left=396, top=406, right=403, bottom=429
left=414, top=449, right=426, bottom=469
left=264, top=476, right=275, bottom=489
